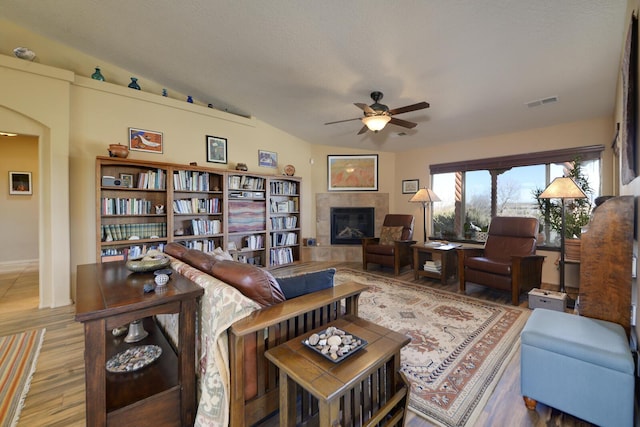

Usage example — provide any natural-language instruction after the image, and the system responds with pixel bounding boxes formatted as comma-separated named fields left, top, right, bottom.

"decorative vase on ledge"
left=128, top=77, right=141, bottom=90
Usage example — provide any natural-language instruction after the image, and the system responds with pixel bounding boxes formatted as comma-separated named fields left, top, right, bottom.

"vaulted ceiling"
left=0, top=0, right=628, bottom=152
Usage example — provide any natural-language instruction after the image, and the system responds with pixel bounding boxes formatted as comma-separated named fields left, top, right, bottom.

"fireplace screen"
left=330, top=207, right=375, bottom=245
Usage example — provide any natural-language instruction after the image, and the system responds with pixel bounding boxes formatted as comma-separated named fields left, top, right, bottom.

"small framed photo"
left=9, top=171, right=32, bottom=195
left=258, top=150, right=277, bottom=168
left=402, top=179, right=419, bottom=194
left=119, top=173, right=134, bottom=188
left=206, top=135, right=228, bottom=164
left=129, top=127, right=163, bottom=154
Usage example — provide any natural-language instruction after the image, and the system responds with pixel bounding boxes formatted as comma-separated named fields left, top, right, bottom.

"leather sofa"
left=162, top=243, right=367, bottom=426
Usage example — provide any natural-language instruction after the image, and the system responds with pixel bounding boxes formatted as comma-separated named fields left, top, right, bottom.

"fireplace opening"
left=330, top=207, right=375, bottom=245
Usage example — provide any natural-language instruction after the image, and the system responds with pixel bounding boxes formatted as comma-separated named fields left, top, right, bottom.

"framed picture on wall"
left=9, top=171, right=32, bottom=195
left=206, top=135, right=228, bottom=164
left=402, top=179, right=419, bottom=194
left=129, top=127, right=163, bottom=154
left=258, top=150, right=278, bottom=168
left=327, top=154, right=378, bottom=191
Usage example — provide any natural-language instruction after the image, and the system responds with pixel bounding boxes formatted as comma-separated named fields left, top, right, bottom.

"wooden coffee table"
left=265, top=314, right=410, bottom=427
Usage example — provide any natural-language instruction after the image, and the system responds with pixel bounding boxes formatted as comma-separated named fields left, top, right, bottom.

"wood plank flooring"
left=0, top=260, right=595, bottom=426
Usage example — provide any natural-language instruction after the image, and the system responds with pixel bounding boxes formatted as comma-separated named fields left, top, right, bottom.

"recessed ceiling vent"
left=526, top=96, right=559, bottom=108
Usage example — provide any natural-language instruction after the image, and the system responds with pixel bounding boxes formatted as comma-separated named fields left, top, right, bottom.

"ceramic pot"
left=235, top=163, right=248, bottom=171
left=108, top=143, right=129, bottom=158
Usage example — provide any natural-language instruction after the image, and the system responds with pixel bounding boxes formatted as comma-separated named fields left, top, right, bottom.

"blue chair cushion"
left=521, top=308, right=634, bottom=374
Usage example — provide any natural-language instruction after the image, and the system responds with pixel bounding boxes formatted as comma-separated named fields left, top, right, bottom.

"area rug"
left=0, top=329, right=46, bottom=427
left=335, top=269, right=529, bottom=427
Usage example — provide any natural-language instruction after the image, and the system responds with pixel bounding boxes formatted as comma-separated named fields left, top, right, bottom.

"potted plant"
left=533, top=158, right=593, bottom=259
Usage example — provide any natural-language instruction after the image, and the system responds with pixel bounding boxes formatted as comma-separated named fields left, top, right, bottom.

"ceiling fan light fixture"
left=362, top=115, right=391, bottom=132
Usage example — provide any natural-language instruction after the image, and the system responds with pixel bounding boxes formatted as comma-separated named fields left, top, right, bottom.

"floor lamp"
left=537, top=177, right=587, bottom=308
left=410, top=188, right=441, bottom=244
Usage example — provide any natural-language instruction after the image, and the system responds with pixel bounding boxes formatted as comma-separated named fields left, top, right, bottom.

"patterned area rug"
left=335, top=270, right=529, bottom=427
left=0, top=329, right=46, bottom=427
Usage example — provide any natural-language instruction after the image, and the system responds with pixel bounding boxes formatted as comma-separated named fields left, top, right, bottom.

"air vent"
left=526, top=96, right=559, bottom=108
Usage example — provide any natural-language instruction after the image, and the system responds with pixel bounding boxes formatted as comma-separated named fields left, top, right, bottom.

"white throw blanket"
left=159, top=258, right=260, bottom=426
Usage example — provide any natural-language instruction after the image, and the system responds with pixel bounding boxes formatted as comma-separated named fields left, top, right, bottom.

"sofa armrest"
left=230, top=281, right=368, bottom=336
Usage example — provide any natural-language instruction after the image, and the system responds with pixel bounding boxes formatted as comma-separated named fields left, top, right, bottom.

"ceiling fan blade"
left=324, top=117, right=362, bottom=125
left=357, top=125, right=369, bottom=135
left=354, top=103, right=376, bottom=114
left=388, top=101, right=430, bottom=116
left=389, top=117, right=417, bottom=129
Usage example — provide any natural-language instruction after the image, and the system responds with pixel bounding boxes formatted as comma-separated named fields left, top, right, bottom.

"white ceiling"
left=0, top=0, right=628, bottom=152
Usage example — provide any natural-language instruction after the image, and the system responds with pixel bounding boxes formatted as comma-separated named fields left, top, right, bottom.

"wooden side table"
left=265, top=314, right=410, bottom=427
left=75, top=261, right=204, bottom=427
left=412, top=243, right=460, bottom=284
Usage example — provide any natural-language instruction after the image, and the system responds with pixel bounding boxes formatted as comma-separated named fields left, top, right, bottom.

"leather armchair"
left=362, top=214, right=416, bottom=275
left=457, top=216, right=545, bottom=305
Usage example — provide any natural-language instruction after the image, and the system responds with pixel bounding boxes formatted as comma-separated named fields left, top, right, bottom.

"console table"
left=265, top=314, right=410, bottom=426
left=75, top=261, right=203, bottom=427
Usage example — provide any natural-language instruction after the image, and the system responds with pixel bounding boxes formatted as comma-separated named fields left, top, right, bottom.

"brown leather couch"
left=457, top=216, right=545, bottom=305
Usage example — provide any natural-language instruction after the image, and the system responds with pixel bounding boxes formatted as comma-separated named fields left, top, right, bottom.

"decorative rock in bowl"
left=126, top=251, right=171, bottom=273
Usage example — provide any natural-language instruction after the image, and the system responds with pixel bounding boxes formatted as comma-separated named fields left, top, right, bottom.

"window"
left=430, top=146, right=602, bottom=245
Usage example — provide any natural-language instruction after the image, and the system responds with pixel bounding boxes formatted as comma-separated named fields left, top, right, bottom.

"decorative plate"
left=302, top=326, right=367, bottom=363
left=283, top=164, right=295, bottom=176
left=106, top=345, right=162, bottom=373
left=125, top=255, right=171, bottom=272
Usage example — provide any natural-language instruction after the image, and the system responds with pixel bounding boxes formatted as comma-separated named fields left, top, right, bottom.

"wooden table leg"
left=319, top=398, right=341, bottom=427
left=279, top=370, right=297, bottom=427
left=84, top=319, right=107, bottom=427
left=413, top=248, right=419, bottom=280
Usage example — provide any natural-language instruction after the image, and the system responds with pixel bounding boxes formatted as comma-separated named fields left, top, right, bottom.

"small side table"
left=75, top=261, right=204, bottom=427
left=265, top=314, right=410, bottom=427
left=412, top=243, right=460, bottom=284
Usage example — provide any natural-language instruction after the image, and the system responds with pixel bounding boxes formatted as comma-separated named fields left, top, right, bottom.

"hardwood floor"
left=0, top=260, right=595, bottom=426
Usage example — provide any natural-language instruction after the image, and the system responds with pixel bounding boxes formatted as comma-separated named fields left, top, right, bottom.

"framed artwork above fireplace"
left=327, top=154, right=378, bottom=191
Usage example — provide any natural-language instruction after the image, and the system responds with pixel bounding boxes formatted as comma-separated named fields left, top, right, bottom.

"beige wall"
left=0, top=135, right=39, bottom=261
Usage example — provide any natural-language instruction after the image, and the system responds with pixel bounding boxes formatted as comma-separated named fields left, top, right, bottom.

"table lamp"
left=410, top=188, right=441, bottom=243
left=537, top=176, right=587, bottom=308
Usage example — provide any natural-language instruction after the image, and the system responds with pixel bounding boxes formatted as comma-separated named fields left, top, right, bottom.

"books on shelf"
left=270, top=215, right=298, bottom=230
left=270, top=247, right=293, bottom=266
left=101, top=223, right=167, bottom=241
left=101, top=197, right=153, bottom=215
left=228, top=175, right=265, bottom=191
left=271, top=232, right=297, bottom=247
left=270, top=199, right=298, bottom=213
left=172, top=197, right=220, bottom=214
left=270, top=180, right=297, bottom=195
left=136, top=168, right=166, bottom=190
left=423, top=259, right=442, bottom=273
left=172, top=170, right=212, bottom=191
left=189, top=219, right=222, bottom=236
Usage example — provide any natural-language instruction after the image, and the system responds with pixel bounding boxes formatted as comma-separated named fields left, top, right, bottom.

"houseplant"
left=533, top=158, right=593, bottom=259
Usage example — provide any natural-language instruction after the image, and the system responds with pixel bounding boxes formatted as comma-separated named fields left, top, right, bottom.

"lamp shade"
left=409, top=188, right=441, bottom=203
left=362, top=115, right=391, bottom=132
left=538, top=177, right=587, bottom=200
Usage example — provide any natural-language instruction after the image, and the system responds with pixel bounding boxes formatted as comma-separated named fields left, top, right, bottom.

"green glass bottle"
left=91, top=67, right=105, bottom=81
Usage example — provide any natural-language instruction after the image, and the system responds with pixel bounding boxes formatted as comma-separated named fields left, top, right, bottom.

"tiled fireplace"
left=301, top=193, right=389, bottom=262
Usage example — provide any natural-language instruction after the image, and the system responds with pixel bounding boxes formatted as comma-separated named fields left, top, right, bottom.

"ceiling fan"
left=325, top=91, right=430, bottom=135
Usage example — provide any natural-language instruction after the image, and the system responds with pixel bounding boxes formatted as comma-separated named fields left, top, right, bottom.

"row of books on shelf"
left=271, top=232, right=298, bottom=246
left=100, top=243, right=165, bottom=262
left=270, top=180, right=298, bottom=195
left=137, top=169, right=166, bottom=190
left=270, top=199, right=298, bottom=213
left=173, top=198, right=221, bottom=214
left=101, top=197, right=155, bottom=215
left=270, top=247, right=294, bottom=266
left=241, top=234, right=264, bottom=250
left=270, top=216, right=298, bottom=230
left=173, top=170, right=218, bottom=192
left=228, top=175, right=265, bottom=190
left=101, top=222, right=167, bottom=241
left=423, top=259, right=442, bottom=273
left=178, top=239, right=220, bottom=252
left=186, top=219, right=222, bottom=236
